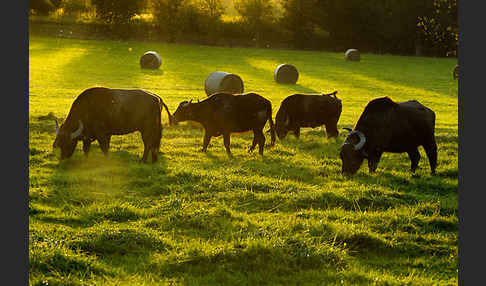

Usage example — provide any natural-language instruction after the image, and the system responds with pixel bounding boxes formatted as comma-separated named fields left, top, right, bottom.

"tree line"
left=30, top=0, right=458, bottom=57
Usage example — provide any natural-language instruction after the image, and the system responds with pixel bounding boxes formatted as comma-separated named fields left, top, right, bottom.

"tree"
left=92, top=0, right=144, bottom=25
left=30, top=0, right=62, bottom=15
left=152, top=0, right=193, bottom=42
left=198, top=0, right=225, bottom=20
left=314, top=0, right=435, bottom=55
left=280, top=0, right=318, bottom=48
left=233, top=0, right=276, bottom=46
left=417, top=0, right=458, bottom=56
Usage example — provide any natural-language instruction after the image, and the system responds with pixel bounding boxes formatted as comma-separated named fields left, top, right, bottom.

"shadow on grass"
left=276, top=83, right=319, bottom=94
left=149, top=241, right=351, bottom=285
left=43, top=139, right=170, bottom=211
left=139, top=68, right=164, bottom=76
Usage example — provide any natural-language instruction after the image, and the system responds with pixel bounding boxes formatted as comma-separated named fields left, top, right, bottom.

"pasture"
left=29, top=35, right=458, bottom=286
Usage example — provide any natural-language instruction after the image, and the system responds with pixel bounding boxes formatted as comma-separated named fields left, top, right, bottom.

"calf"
left=275, top=91, right=342, bottom=139
left=172, top=92, right=276, bottom=156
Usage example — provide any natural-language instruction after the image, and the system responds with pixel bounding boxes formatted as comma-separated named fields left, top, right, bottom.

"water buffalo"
left=52, top=87, right=173, bottom=163
left=172, top=92, right=276, bottom=156
left=275, top=91, right=342, bottom=140
left=340, top=97, right=437, bottom=175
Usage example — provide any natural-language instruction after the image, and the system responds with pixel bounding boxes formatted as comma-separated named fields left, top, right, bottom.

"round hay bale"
left=274, top=64, right=299, bottom=84
left=140, top=51, right=162, bottom=69
left=204, top=71, right=244, bottom=96
left=345, top=49, right=360, bottom=61
left=453, top=64, right=459, bottom=80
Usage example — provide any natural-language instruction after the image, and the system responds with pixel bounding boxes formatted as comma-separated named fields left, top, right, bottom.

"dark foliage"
left=30, top=0, right=61, bottom=15
left=30, top=0, right=458, bottom=57
left=92, top=0, right=144, bottom=25
left=417, top=0, right=458, bottom=57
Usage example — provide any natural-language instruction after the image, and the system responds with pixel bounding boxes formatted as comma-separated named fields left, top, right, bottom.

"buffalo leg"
left=249, top=135, right=257, bottom=153
left=255, top=129, right=266, bottom=156
left=223, top=133, right=232, bottom=157
left=293, top=127, right=300, bottom=139
left=407, top=148, right=421, bottom=173
left=151, top=147, right=158, bottom=163
left=97, top=135, right=111, bottom=157
left=423, top=140, right=438, bottom=175
left=140, top=131, right=156, bottom=163
left=368, top=152, right=382, bottom=174
left=201, top=132, right=212, bottom=152
left=141, top=145, right=150, bottom=163
left=82, top=139, right=92, bottom=157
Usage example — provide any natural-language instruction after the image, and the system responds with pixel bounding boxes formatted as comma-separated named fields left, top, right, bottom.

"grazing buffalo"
left=52, top=87, right=173, bottom=163
left=275, top=91, right=342, bottom=140
left=172, top=92, right=276, bottom=156
left=340, top=97, right=437, bottom=175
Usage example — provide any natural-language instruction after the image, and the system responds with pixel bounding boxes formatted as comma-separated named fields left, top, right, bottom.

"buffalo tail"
left=161, top=101, right=174, bottom=126
left=266, top=103, right=276, bottom=147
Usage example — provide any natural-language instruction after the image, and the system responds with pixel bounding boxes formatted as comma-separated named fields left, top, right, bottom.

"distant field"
left=29, top=36, right=458, bottom=286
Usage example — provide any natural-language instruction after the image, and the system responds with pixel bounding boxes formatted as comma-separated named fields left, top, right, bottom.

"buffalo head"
left=52, top=119, right=84, bottom=159
left=275, top=114, right=291, bottom=140
left=172, top=99, right=195, bottom=124
left=339, top=128, right=366, bottom=175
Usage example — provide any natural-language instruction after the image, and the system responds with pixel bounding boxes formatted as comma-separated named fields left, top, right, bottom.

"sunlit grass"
left=29, top=35, right=458, bottom=286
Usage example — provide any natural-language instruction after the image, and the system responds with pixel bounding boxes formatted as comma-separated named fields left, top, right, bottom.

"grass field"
left=29, top=35, right=458, bottom=286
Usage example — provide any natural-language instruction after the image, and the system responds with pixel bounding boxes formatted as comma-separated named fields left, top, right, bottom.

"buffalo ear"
left=332, top=91, right=338, bottom=99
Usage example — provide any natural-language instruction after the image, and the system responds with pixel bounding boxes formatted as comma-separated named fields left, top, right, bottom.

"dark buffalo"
left=340, top=97, right=437, bottom=175
left=172, top=92, right=276, bottom=156
left=52, top=87, right=173, bottom=163
left=275, top=91, right=342, bottom=140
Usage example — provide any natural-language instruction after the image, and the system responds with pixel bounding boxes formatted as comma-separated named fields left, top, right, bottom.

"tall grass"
left=29, top=36, right=458, bottom=286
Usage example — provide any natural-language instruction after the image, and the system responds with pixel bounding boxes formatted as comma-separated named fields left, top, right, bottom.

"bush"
left=417, top=0, right=458, bottom=57
left=233, top=0, right=277, bottom=46
left=151, top=0, right=225, bottom=43
left=92, top=0, right=144, bottom=25
left=152, top=0, right=192, bottom=42
left=30, top=0, right=61, bottom=15
left=59, top=0, right=90, bottom=17
left=280, top=0, right=319, bottom=49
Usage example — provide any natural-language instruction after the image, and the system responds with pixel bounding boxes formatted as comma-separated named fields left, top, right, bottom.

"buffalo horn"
left=343, top=127, right=352, bottom=132
left=55, top=119, right=59, bottom=135
left=353, top=130, right=366, bottom=150
left=70, top=120, right=84, bottom=140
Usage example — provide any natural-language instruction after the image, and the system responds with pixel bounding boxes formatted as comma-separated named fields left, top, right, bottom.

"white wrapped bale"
left=345, top=49, right=360, bottom=61
left=204, top=71, right=244, bottom=96
left=140, top=51, right=162, bottom=69
left=274, top=64, right=299, bottom=84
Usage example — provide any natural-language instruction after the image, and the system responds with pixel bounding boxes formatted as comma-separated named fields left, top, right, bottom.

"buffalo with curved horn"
left=52, top=87, right=173, bottom=163
left=340, top=97, right=437, bottom=175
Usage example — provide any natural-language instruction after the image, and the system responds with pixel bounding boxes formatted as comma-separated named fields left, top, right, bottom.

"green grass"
left=29, top=35, right=458, bottom=286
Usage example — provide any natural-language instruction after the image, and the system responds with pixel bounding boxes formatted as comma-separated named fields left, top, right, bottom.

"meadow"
left=29, top=35, right=458, bottom=286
